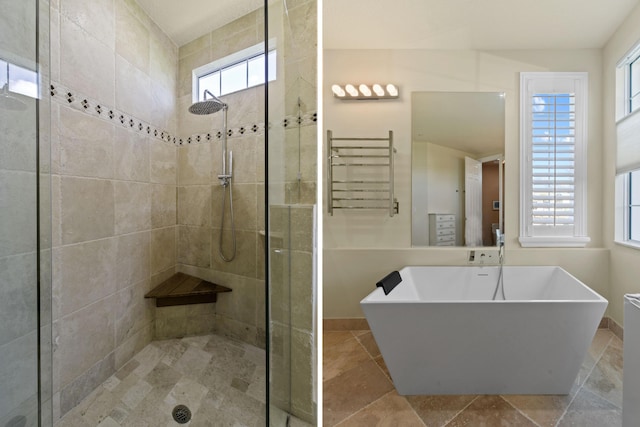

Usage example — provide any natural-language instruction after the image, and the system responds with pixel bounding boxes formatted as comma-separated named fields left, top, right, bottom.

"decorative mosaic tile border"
left=50, top=81, right=317, bottom=146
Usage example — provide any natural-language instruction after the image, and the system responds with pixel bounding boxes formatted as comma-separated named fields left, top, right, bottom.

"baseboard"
left=323, top=318, right=370, bottom=331
left=603, top=316, right=624, bottom=341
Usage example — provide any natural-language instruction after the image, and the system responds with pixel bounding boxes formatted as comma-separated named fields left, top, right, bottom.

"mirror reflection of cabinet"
left=428, top=213, right=456, bottom=246
left=412, top=92, right=505, bottom=247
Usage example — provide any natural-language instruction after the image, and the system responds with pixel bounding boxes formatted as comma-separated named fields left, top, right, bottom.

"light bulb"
left=372, top=84, right=384, bottom=96
left=331, top=84, right=346, bottom=97
left=386, top=84, right=398, bottom=97
left=359, top=84, right=371, bottom=97
left=345, top=84, right=358, bottom=97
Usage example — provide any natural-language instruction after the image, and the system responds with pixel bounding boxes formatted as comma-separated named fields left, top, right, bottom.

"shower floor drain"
left=172, top=405, right=192, bottom=424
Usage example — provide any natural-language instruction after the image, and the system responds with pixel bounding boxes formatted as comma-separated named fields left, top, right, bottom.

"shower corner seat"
left=144, top=272, right=232, bottom=307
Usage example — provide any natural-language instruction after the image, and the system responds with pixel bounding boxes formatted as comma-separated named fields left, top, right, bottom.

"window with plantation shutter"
left=519, top=72, right=590, bottom=247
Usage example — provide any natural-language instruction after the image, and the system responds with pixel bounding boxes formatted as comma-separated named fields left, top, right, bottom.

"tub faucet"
left=496, top=230, right=505, bottom=264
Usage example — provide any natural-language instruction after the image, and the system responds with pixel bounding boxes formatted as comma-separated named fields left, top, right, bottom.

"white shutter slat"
left=530, top=92, right=576, bottom=228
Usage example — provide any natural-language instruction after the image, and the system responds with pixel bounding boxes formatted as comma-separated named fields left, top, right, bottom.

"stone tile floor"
left=57, top=334, right=310, bottom=426
left=323, top=328, right=623, bottom=427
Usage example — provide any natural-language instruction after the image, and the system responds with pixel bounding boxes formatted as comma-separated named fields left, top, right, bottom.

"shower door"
left=266, top=0, right=318, bottom=425
left=0, top=0, right=52, bottom=425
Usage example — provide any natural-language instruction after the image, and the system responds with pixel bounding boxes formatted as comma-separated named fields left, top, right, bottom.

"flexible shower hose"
left=219, top=180, right=237, bottom=262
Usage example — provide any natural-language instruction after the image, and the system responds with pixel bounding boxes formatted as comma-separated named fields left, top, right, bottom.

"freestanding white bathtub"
left=360, top=266, right=608, bottom=395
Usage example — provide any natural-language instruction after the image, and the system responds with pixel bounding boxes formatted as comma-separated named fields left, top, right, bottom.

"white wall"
left=324, top=48, right=608, bottom=318
left=603, top=2, right=640, bottom=325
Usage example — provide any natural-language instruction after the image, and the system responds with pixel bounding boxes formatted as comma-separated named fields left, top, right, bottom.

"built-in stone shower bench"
left=145, top=273, right=232, bottom=339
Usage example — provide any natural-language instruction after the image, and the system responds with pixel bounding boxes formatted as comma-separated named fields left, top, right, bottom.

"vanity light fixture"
left=332, top=83, right=400, bottom=100
left=331, top=84, right=346, bottom=97
left=345, top=84, right=359, bottom=97
left=359, top=84, right=372, bottom=97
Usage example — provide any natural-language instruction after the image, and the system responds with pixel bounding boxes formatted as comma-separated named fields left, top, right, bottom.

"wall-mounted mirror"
left=411, top=92, right=505, bottom=247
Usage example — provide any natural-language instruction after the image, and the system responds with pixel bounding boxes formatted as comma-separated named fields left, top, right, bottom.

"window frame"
left=191, top=42, right=275, bottom=103
left=615, top=41, right=640, bottom=249
left=618, top=41, right=640, bottom=119
left=519, top=72, right=590, bottom=248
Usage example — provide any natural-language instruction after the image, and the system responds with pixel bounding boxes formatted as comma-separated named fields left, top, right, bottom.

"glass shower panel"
left=0, top=0, right=52, bottom=425
left=266, top=0, right=317, bottom=425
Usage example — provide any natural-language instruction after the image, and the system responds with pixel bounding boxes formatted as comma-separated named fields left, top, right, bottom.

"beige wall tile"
left=215, top=275, right=258, bottom=327
left=57, top=296, right=116, bottom=388
left=217, top=135, right=257, bottom=184
left=114, top=323, right=153, bottom=371
left=177, top=225, right=211, bottom=268
left=115, top=55, right=152, bottom=124
left=50, top=8, right=61, bottom=82
left=178, top=48, right=213, bottom=98
left=150, top=141, right=176, bottom=185
left=115, top=231, right=150, bottom=290
left=0, top=97, right=37, bottom=173
left=150, top=79, right=177, bottom=134
left=0, top=0, right=37, bottom=62
left=0, top=171, right=37, bottom=257
left=114, top=127, right=150, bottom=182
left=58, top=106, right=114, bottom=179
left=178, top=185, right=212, bottom=227
left=225, top=86, right=261, bottom=130
left=60, top=177, right=115, bottom=245
left=60, top=0, right=115, bottom=49
left=59, top=352, right=115, bottom=417
left=150, top=227, right=176, bottom=274
left=114, top=181, right=151, bottom=234
left=291, top=328, right=314, bottom=420
left=151, top=184, right=176, bottom=228
left=214, top=314, right=258, bottom=347
left=115, top=0, right=149, bottom=74
left=60, top=15, right=114, bottom=105
left=211, top=183, right=257, bottom=231
left=0, top=253, right=37, bottom=346
left=290, top=205, right=315, bottom=252
left=178, top=143, right=212, bottom=185
left=149, top=25, right=177, bottom=90
left=211, top=27, right=259, bottom=61
left=290, top=251, right=313, bottom=332
left=178, top=33, right=210, bottom=59
left=115, top=281, right=154, bottom=346
left=284, top=125, right=316, bottom=182
left=58, top=238, right=116, bottom=317
left=211, top=229, right=257, bottom=277
left=0, top=331, right=38, bottom=418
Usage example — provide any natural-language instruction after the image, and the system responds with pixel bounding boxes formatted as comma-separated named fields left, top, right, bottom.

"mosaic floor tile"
left=56, top=333, right=288, bottom=426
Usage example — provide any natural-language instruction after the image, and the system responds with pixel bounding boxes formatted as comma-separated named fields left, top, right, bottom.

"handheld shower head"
left=188, top=89, right=227, bottom=115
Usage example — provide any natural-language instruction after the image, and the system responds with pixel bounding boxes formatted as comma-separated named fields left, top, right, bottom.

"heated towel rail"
left=327, top=130, right=398, bottom=217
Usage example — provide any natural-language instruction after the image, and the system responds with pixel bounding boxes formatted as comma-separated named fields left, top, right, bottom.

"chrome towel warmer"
left=327, top=130, right=398, bottom=217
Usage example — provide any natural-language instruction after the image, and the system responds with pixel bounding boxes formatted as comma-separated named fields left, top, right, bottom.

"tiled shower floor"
left=324, top=328, right=623, bottom=426
left=57, top=334, right=297, bottom=426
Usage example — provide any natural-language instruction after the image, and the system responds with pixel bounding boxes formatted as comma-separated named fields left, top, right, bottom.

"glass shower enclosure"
left=0, top=0, right=52, bottom=426
left=266, top=0, right=318, bottom=424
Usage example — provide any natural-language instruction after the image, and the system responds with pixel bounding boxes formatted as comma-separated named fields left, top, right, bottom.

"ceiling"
left=135, top=1, right=640, bottom=50
left=324, top=0, right=640, bottom=50
left=136, top=0, right=262, bottom=46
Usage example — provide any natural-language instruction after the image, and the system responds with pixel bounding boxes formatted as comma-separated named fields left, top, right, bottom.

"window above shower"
left=192, top=42, right=276, bottom=102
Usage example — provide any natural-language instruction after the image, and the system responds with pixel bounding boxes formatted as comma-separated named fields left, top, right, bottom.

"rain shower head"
left=189, top=89, right=227, bottom=115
